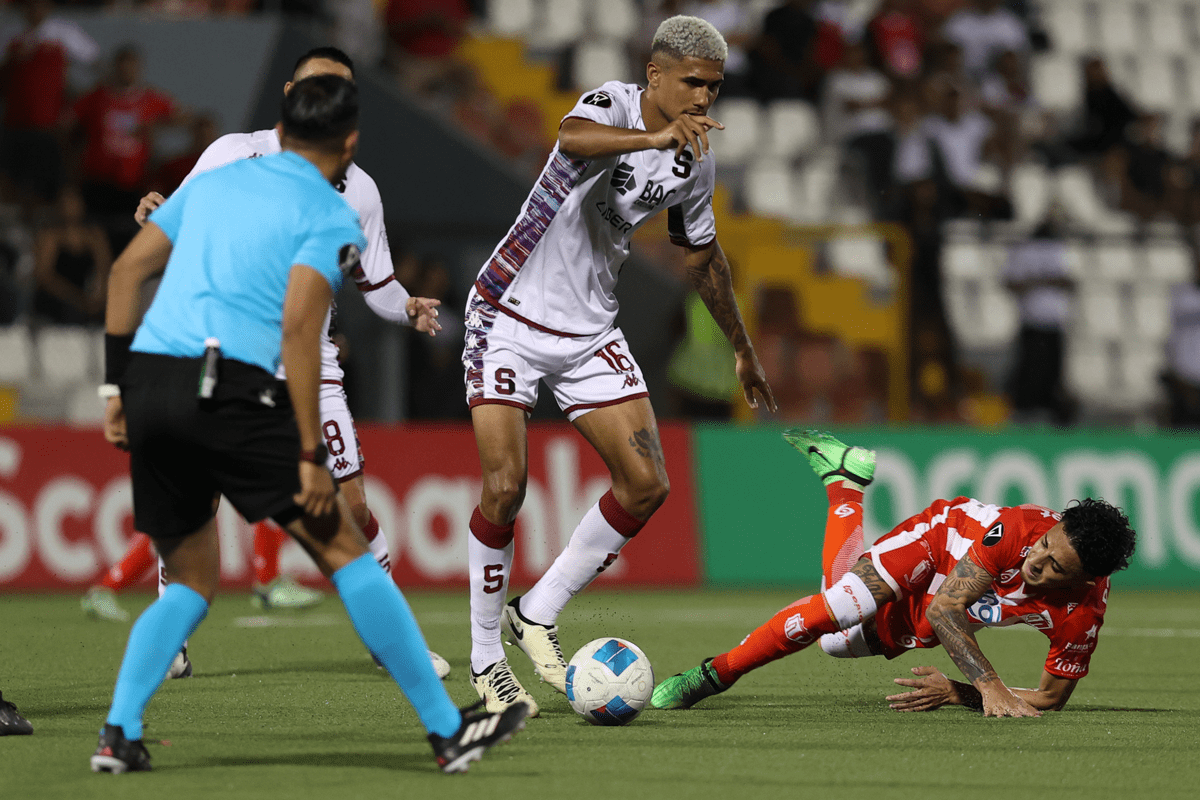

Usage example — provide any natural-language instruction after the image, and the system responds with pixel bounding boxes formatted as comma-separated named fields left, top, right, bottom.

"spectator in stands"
left=682, top=0, right=756, bottom=96
left=1164, top=257, right=1200, bottom=427
left=924, top=79, right=1008, bottom=218
left=1002, top=208, right=1075, bottom=425
left=750, top=0, right=821, bottom=102
left=396, top=251, right=467, bottom=420
left=386, top=0, right=473, bottom=99
left=1068, top=57, right=1137, bottom=159
left=940, top=0, right=1029, bottom=82
left=979, top=48, right=1036, bottom=163
left=824, top=40, right=894, bottom=215
left=1176, top=120, right=1200, bottom=226
left=148, top=113, right=219, bottom=196
left=72, top=44, right=188, bottom=250
left=0, top=0, right=98, bottom=211
left=31, top=185, right=111, bottom=326
left=1121, top=113, right=1181, bottom=223
left=867, top=0, right=923, bottom=80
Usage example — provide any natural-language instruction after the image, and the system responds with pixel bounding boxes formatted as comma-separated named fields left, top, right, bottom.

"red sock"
left=823, top=483, right=865, bottom=588
left=361, top=512, right=381, bottom=543
left=253, top=521, right=287, bottom=586
left=99, top=533, right=156, bottom=591
left=711, top=593, right=837, bottom=685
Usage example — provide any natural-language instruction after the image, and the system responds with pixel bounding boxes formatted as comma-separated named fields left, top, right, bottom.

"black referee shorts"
left=122, top=352, right=305, bottom=541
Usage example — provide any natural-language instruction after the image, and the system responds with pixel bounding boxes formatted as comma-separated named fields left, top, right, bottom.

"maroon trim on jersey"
left=474, top=281, right=586, bottom=338
left=562, top=393, right=650, bottom=415
left=320, top=379, right=343, bottom=386
left=599, top=488, right=646, bottom=537
left=468, top=397, right=535, bottom=413
left=334, top=468, right=363, bottom=484
left=355, top=274, right=395, bottom=292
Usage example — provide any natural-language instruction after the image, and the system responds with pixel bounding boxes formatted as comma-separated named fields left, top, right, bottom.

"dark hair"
left=1061, top=498, right=1137, bottom=578
left=293, top=46, right=355, bottom=80
left=280, top=74, right=358, bottom=149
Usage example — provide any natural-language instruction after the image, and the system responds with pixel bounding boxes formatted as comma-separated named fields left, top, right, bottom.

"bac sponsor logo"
left=982, top=523, right=1004, bottom=547
left=633, top=179, right=677, bottom=211
left=582, top=91, right=612, bottom=108
left=338, top=243, right=361, bottom=275
left=610, top=162, right=636, bottom=195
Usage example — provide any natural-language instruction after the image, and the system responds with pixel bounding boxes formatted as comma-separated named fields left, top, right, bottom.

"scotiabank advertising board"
left=0, top=423, right=700, bottom=590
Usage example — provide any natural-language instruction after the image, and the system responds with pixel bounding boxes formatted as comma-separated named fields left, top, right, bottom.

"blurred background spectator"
left=31, top=184, right=109, bottom=326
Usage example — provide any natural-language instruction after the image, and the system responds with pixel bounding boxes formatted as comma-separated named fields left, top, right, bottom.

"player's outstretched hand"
left=735, top=351, right=777, bottom=412
left=103, top=397, right=128, bottom=451
left=295, top=461, right=338, bottom=518
left=887, top=666, right=959, bottom=712
left=134, top=192, right=165, bottom=226
left=649, top=114, right=724, bottom=161
left=980, top=683, right=1042, bottom=718
left=407, top=296, right=442, bottom=336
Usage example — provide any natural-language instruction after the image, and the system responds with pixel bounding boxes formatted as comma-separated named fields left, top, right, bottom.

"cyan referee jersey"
left=133, top=151, right=367, bottom=375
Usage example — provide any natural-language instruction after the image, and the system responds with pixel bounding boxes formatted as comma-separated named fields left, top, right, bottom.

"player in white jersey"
left=462, top=16, right=776, bottom=717
left=127, top=47, right=448, bottom=679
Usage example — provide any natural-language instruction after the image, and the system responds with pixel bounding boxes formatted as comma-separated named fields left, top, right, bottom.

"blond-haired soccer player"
left=462, top=16, right=776, bottom=717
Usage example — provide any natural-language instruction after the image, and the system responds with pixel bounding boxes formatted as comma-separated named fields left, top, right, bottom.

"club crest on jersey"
left=982, top=523, right=1004, bottom=547
left=338, top=243, right=361, bottom=275
left=611, top=163, right=637, bottom=195
left=582, top=91, right=612, bottom=108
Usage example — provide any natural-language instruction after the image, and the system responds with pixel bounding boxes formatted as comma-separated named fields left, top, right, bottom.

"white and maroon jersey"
left=179, top=128, right=409, bottom=383
left=474, top=81, right=717, bottom=337
left=871, top=498, right=1110, bottom=679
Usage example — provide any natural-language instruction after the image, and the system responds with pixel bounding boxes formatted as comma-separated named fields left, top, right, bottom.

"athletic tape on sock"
left=823, top=572, right=877, bottom=630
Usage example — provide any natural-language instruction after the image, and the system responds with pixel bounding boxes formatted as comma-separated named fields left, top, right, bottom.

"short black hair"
left=1061, top=498, right=1137, bottom=578
left=293, top=46, right=355, bottom=80
left=280, top=74, right=358, bottom=149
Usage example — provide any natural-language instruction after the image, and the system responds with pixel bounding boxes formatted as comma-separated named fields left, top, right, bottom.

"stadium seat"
left=533, top=0, right=586, bottom=48
left=1041, top=0, right=1091, bottom=54
left=1132, top=284, right=1172, bottom=343
left=0, top=325, right=33, bottom=384
left=945, top=281, right=1018, bottom=350
left=1098, top=0, right=1141, bottom=57
left=1133, top=55, right=1180, bottom=113
left=1056, top=167, right=1107, bottom=230
left=37, top=326, right=93, bottom=384
left=1147, top=1, right=1189, bottom=56
left=1106, top=55, right=1139, bottom=98
left=1093, top=242, right=1138, bottom=281
left=1031, top=54, right=1082, bottom=114
left=942, top=240, right=999, bottom=281
left=709, top=98, right=762, bottom=166
left=1146, top=240, right=1194, bottom=283
left=762, top=100, right=820, bottom=160
left=1184, top=55, right=1200, bottom=114
left=1010, top=162, right=1052, bottom=225
left=744, top=158, right=795, bottom=218
left=590, top=0, right=638, bottom=41
left=488, top=0, right=536, bottom=37
left=573, top=40, right=629, bottom=90
left=67, top=383, right=104, bottom=424
left=1115, top=341, right=1166, bottom=407
left=792, top=155, right=837, bottom=223
left=1074, top=285, right=1125, bottom=341
left=1065, top=341, right=1113, bottom=403
left=827, top=235, right=891, bottom=288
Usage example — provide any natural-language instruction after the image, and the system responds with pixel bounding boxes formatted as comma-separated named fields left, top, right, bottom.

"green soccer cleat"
left=251, top=576, right=324, bottom=610
left=651, top=658, right=728, bottom=710
left=782, top=428, right=876, bottom=488
left=81, top=587, right=130, bottom=623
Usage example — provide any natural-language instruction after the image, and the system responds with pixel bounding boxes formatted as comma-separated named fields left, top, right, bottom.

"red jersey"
left=869, top=497, right=1109, bottom=680
left=74, top=85, right=176, bottom=190
left=2, top=19, right=98, bottom=129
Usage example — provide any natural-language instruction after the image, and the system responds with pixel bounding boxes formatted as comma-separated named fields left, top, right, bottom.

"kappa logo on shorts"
left=333, top=458, right=350, bottom=472
left=338, top=243, right=361, bottom=275
left=982, top=523, right=1004, bottom=547
left=582, top=91, right=612, bottom=108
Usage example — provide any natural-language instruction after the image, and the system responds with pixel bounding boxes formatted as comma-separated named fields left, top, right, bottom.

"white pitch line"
left=233, top=614, right=345, bottom=628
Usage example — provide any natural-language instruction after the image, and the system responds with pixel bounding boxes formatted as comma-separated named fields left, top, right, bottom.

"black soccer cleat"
left=428, top=700, right=528, bottom=774
left=0, top=692, right=33, bottom=735
left=90, top=723, right=152, bottom=773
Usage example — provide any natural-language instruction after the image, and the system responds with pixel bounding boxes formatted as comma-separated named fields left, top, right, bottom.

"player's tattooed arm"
left=926, top=553, right=1042, bottom=718
left=683, top=240, right=776, bottom=412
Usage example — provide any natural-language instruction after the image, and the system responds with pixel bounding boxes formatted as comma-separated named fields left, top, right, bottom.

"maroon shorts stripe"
left=562, top=393, right=650, bottom=415
left=468, top=397, right=535, bottom=413
left=471, top=505, right=515, bottom=548
left=355, top=274, right=396, bottom=292
left=334, top=468, right=363, bottom=484
left=320, top=379, right=343, bottom=386
left=474, top=282, right=586, bottom=338
left=599, top=489, right=645, bottom=537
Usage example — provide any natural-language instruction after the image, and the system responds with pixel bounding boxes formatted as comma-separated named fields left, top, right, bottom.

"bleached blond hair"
left=651, top=15, right=728, bottom=63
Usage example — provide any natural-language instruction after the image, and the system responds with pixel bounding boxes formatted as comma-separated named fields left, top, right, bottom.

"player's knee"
left=822, top=572, right=879, bottom=630
left=618, top=471, right=670, bottom=517
left=482, top=473, right=526, bottom=521
left=818, top=626, right=873, bottom=659
left=347, top=499, right=370, bottom=530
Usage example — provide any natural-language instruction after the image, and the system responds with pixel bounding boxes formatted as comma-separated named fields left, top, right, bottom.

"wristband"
left=300, top=443, right=329, bottom=465
left=97, top=384, right=121, bottom=399
left=104, top=333, right=135, bottom=385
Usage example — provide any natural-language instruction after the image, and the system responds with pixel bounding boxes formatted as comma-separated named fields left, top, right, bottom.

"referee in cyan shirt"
left=91, top=74, right=526, bottom=775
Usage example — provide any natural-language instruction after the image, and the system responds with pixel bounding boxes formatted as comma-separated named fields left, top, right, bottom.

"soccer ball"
left=565, top=637, right=654, bottom=726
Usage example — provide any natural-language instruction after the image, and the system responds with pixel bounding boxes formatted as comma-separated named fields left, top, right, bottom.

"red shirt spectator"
left=869, top=0, right=924, bottom=79
left=387, top=0, right=470, bottom=59
left=1, top=1, right=98, bottom=130
left=75, top=84, right=176, bottom=190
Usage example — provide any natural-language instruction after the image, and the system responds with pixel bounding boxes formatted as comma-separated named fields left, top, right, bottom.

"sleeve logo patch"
left=582, top=91, right=612, bottom=108
left=338, top=243, right=361, bottom=275
left=982, top=523, right=1004, bottom=547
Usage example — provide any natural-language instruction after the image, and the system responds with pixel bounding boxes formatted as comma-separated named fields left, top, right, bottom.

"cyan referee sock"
left=106, top=583, right=208, bottom=741
left=331, top=554, right=460, bottom=738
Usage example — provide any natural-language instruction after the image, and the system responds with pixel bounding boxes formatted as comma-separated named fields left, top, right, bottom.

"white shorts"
left=319, top=381, right=364, bottom=482
left=462, top=290, right=649, bottom=421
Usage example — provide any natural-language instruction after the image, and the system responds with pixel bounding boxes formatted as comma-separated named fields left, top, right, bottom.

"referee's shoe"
left=428, top=701, right=528, bottom=773
left=90, top=724, right=152, bottom=773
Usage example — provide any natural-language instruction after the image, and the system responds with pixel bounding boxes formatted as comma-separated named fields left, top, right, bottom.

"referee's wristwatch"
left=300, top=443, right=329, bottom=466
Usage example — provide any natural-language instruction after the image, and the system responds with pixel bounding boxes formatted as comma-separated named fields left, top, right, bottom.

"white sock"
left=363, top=514, right=390, bottom=572
left=468, top=508, right=515, bottom=674
left=520, top=497, right=634, bottom=626
left=158, top=556, right=187, bottom=650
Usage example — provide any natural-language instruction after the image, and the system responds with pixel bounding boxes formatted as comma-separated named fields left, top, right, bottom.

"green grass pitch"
left=2, top=588, right=1198, bottom=800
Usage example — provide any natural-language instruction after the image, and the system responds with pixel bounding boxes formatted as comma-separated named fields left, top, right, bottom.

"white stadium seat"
left=1042, top=0, right=1091, bottom=54
left=1056, top=167, right=1107, bottom=230
left=709, top=98, right=762, bottom=166
left=488, top=0, right=536, bottom=37
left=1074, top=285, right=1125, bottom=341
left=1133, top=55, right=1180, bottom=113
left=942, top=241, right=1001, bottom=281
left=762, top=100, right=820, bottom=160
left=1066, top=341, right=1113, bottom=402
left=827, top=235, right=891, bottom=287
left=945, top=281, right=1018, bottom=350
left=1098, top=0, right=1141, bottom=56
left=590, top=0, right=638, bottom=41
left=1131, top=284, right=1172, bottom=343
left=1115, top=341, right=1166, bottom=407
left=37, top=326, right=93, bottom=384
left=534, top=0, right=587, bottom=48
left=1010, top=162, right=1052, bottom=225
left=792, top=156, right=837, bottom=223
left=1092, top=242, right=1138, bottom=281
left=1031, top=54, right=1082, bottom=113
left=67, top=383, right=105, bottom=424
left=1146, top=240, right=1193, bottom=283
left=1147, top=1, right=1189, bottom=56
left=744, top=158, right=795, bottom=218
left=0, top=325, right=33, bottom=384
left=573, top=40, right=629, bottom=90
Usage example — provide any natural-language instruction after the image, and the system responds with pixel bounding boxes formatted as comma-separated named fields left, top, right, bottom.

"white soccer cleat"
left=251, top=576, right=324, bottom=610
left=81, top=587, right=130, bottom=623
left=166, top=647, right=193, bottom=679
left=470, top=657, right=539, bottom=718
left=429, top=650, right=451, bottom=680
left=502, top=597, right=568, bottom=694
